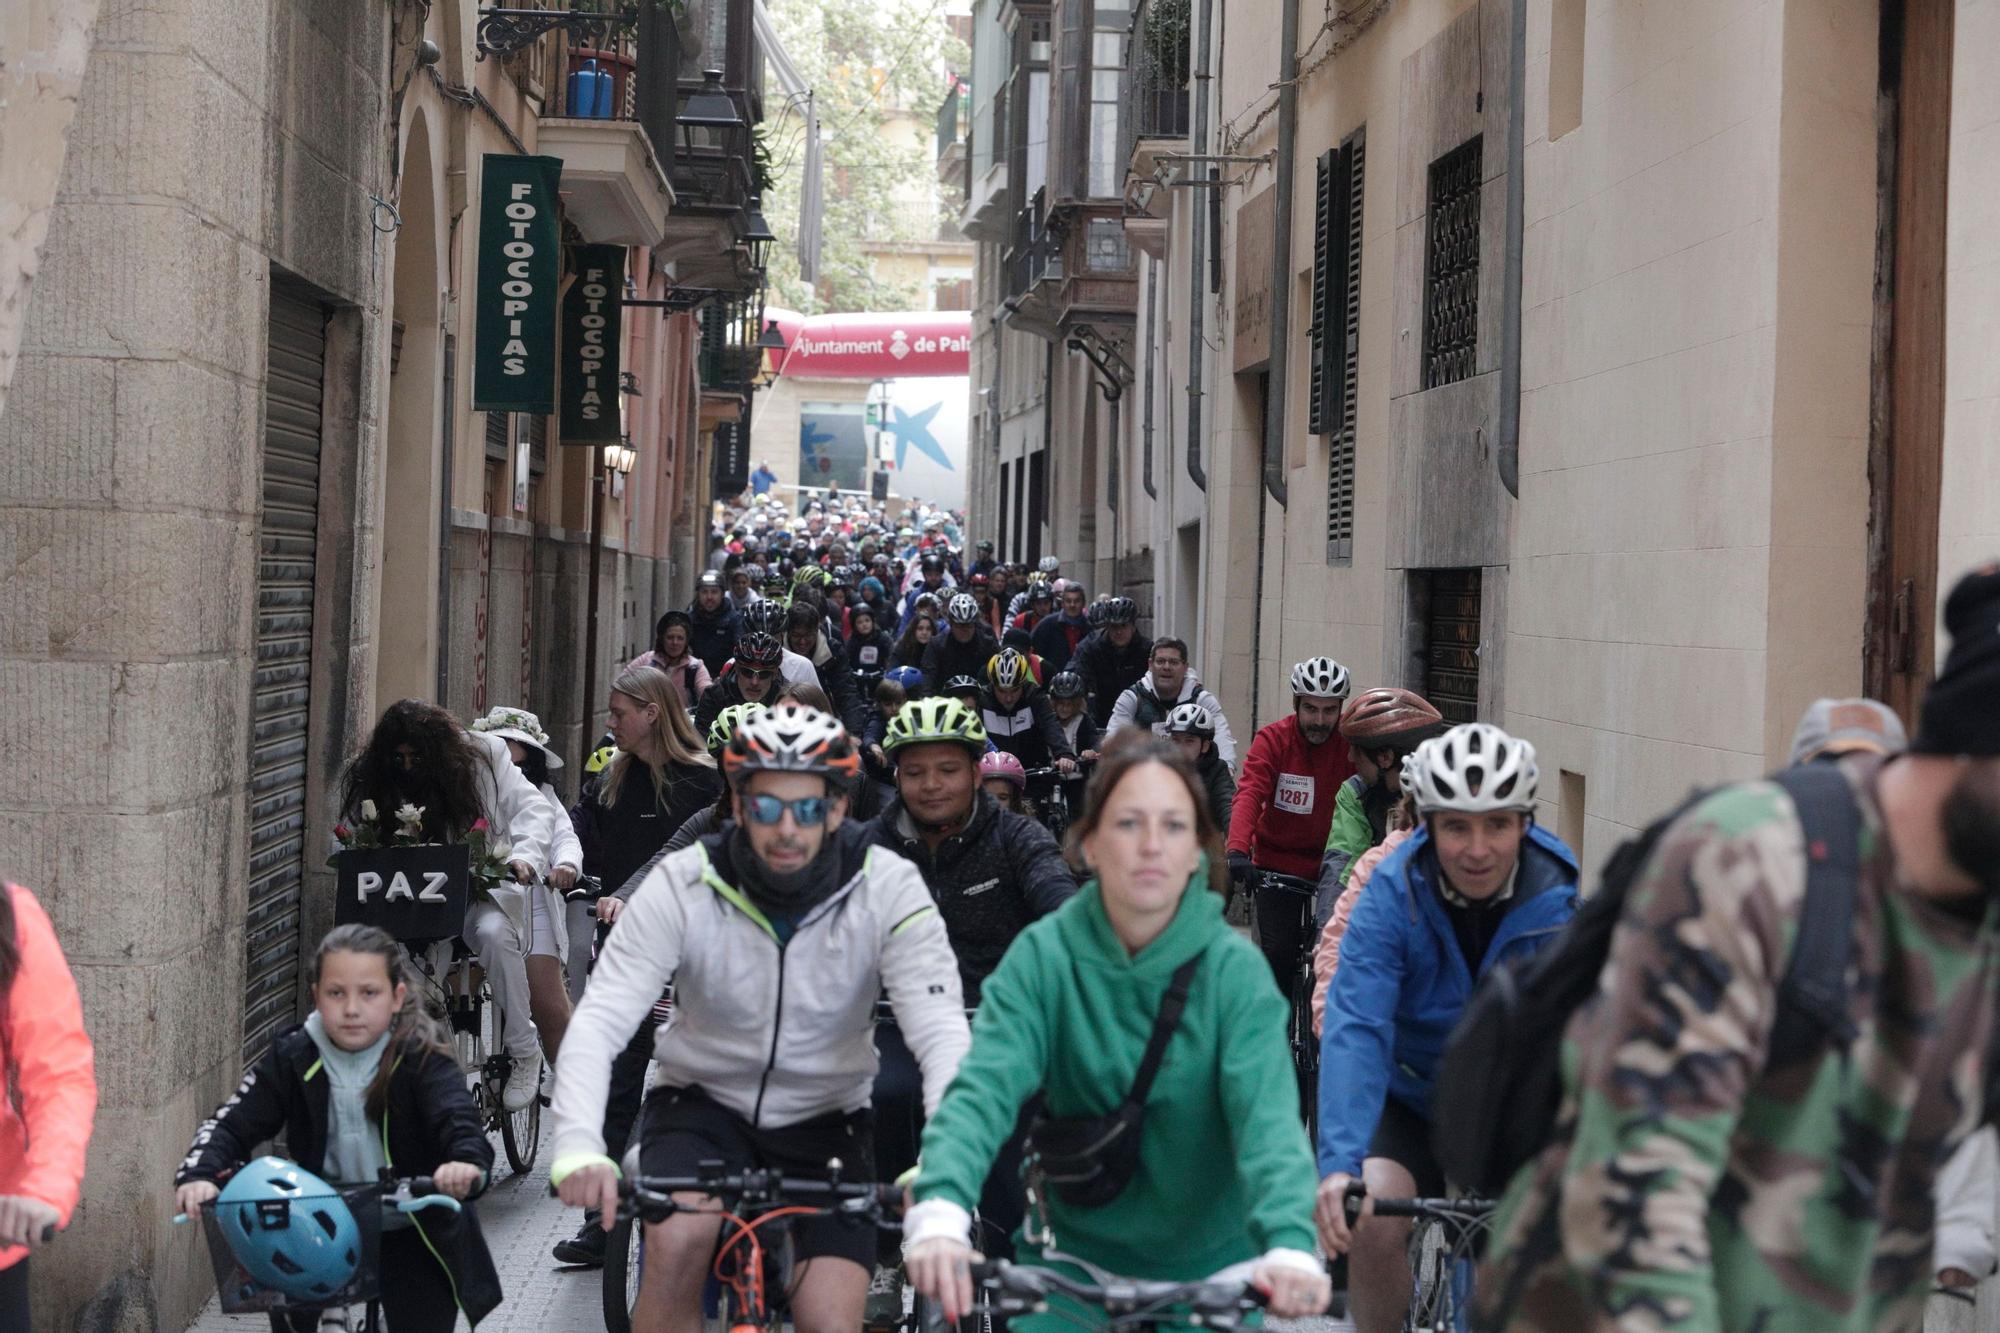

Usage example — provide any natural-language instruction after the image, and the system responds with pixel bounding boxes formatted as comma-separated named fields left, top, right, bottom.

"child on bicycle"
left=175, top=924, right=503, bottom=1329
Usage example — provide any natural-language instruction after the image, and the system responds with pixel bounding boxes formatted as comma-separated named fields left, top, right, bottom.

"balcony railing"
left=699, top=292, right=765, bottom=392
left=1120, top=0, right=1190, bottom=171
left=547, top=5, right=681, bottom=170
left=1003, top=187, right=1061, bottom=299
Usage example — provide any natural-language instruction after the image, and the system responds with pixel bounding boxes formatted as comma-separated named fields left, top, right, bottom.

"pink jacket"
left=0, top=885, right=96, bottom=1269
left=1310, top=829, right=1414, bottom=1037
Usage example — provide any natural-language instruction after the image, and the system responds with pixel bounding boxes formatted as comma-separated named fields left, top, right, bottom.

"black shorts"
left=1366, top=1094, right=1447, bottom=1198
left=637, top=1085, right=878, bottom=1269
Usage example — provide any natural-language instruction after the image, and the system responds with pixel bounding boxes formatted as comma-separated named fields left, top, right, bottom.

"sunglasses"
left=743, top=793, right=830, bottom=827
left=738, top=667, right=776, bottom=682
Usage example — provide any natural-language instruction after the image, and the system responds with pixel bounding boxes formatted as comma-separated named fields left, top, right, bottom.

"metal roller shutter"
left=243, top=283, right=328, bottom=1064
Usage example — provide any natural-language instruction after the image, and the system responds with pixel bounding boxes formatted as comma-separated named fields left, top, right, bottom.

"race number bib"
left=1274, top=772, right=1316, bottom=815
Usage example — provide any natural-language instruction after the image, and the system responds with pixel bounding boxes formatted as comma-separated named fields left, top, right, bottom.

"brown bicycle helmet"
left=1339, top=687, right=1446, bottom=750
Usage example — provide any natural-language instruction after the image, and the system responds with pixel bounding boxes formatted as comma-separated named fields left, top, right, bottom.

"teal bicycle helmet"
left=215, top=1157, right=362, bottom=1301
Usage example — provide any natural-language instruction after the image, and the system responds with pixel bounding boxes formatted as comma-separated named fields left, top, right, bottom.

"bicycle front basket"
left=198, top=1182, right=384, bottom=1314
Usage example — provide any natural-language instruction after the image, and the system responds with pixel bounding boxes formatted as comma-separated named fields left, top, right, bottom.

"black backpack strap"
left=1127, top=956, right=1203, bottom=1107
left=1766, top=764, right=1863, bottom=1063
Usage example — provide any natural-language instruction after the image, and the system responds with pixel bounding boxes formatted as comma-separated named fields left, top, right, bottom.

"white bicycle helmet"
left=946, top=592, right=981, bottom=626
left=1407, top=723, right=1539, bottom=815
left=1164, top=702, right=1216, bottom=738
left=1037, top=556, right=1061, bottom=574
left=1289, top=656, right=1351, bottom=701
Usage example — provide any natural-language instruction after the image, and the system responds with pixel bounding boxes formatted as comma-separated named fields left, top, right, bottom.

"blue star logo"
left=881, top=401, right=953, bottom=472
left=800, top=419, right=837, bottom=474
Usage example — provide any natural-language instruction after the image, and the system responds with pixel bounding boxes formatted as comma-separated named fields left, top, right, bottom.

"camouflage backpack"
left=1429, top=762, right=1861, bottom=1198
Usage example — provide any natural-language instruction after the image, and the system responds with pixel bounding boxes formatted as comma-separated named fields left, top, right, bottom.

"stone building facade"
left=0, top=0, right=772, bottom=1322
left=969, top=0, right=2000, bottom=881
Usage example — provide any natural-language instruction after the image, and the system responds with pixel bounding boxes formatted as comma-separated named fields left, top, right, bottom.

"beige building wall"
left=1940, top=0, right=2000, bottom=599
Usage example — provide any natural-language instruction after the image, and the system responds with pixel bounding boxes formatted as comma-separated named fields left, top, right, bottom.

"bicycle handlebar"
left=1253, top=869, right=1318, bottom=897
left=1340, top=1181, right=1496, bottom=1225
left=172, top=1176, right=462, bottom=1225
left=1022, top=762, right=1092, bottom=781
left=552, top=1161, right=903, bottom=1227
left=964, top=1259, right=1267, bottom=1324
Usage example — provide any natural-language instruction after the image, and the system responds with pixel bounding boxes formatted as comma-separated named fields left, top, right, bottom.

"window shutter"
left=485, top=411, right=510, bottom=463
left=1309, top=149, right=1334, bottom=435
left=1327, top=126, right=1364, bottom=565
left=527, top=413, right=548, bottom=475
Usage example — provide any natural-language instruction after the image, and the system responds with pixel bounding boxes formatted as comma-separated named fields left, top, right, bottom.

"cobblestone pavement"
left=185, top=1136, right=1350, bottom=1331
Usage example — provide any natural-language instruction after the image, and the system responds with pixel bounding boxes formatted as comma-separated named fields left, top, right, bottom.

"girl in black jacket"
left=175, top=924, right=501, bottom=1328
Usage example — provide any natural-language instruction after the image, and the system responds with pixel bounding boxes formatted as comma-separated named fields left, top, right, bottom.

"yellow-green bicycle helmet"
left=706, top=701, right=770, bottom=756
left=881, top=697, right=988, bottom=756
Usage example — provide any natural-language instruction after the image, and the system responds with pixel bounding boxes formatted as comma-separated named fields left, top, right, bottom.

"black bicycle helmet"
left=1048, top=671, right=1086, bottom=700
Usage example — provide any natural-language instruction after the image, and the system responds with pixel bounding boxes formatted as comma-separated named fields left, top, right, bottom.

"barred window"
left=1421, top=136, right=1481, bottom=390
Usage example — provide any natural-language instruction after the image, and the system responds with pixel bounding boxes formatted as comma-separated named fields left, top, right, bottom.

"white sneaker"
left=503, top=1050, right=543, bottom=1112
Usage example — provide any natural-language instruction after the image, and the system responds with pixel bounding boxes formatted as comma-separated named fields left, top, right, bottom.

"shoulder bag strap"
left=1127, top=955, right=1204, bottom=1107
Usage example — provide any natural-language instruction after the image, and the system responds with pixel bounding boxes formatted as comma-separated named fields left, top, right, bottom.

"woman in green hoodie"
left=904, top=732, right=1329, bottom=1326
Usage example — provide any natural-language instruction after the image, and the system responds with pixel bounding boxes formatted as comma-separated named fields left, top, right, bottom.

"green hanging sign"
left=472, top=153, right=564, bottom=413
left=560, top=244, right=625, bottom=444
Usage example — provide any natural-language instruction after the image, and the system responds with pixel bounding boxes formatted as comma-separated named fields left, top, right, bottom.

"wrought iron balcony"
left=537, top=5, right=680, bottom=245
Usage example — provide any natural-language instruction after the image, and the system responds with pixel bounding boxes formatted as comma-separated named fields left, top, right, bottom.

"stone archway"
left=375, top=110, right=445, bottom=706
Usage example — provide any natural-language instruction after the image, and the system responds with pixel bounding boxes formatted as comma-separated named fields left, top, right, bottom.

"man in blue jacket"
left=1313, top=722, right=1577, bottom=1333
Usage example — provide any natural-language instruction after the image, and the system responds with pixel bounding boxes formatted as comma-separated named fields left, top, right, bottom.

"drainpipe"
left=1261, top=0, right=1301, bottom=507
left=1185, top=0, right=1215, bottom=492
left=1497, top=0, right=1527, bottom=497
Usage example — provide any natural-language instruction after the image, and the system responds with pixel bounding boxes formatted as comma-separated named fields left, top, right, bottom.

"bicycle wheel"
left=601, top=1216, right=642, bottom=1333
left=501, top=1069, right=541, bottom=1172
left=450, top=966, right=489, bottom=1110
left=1289, top=957, right=1319, bottom=1143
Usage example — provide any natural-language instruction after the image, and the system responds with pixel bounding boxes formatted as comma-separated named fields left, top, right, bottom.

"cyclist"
left=693, top=631, right=786, bottom=739
left=1067, top=597, right=1152, bottom=728
left=1225, top=658, right=1357, bottom=987
left=902, top=552, right=953, bottom=619
left=979, top=749, right=1031, bottom=815
left=738, top=599, right=823, bottom=691
left=1104, top=636, right=1238, bottom=766
left=999, top=625, right=1050, bottom=684
left=1318, top=687, right=1447, bottom=899
left=892, top=610, right=938, bottom=670
left=470, top=706, right=580, bottom=1037
left=1164, top=702, right=1235, bottom=833
left=688, top=571, right=743, bottom=678
left=980, top=648, right=1077, bottom=775
left=1031, top=581, right=1093, bottom=674
left=628, top=611, right=712, bottom=712
left=922, top=593, right=1001, bottom=688
left=1477, top=569, right=2000, bottom=1329
left=968, top=539, right=998, bottom=582
left=336, top=698, right=549, bottom=1111
left=969, top=571, right=1007, bottom=640
left=726, top=565, right=760, bottom=614
left=552, top=704, right=973, bottom=1333
left=865, top=698, right=1077, bottom=1301
left=176, top=924, right=500, bottom=1329
left=865, top=699, right=1077, bottom=1006
left=845, top=602, right=893, bottom=693
left=784, top=600, right=869, bottom=735
left=941, top=672, right=986, bottom=714
left=1316, top=724, right=1577, bottom=1333
left=1046, top=672, right=1103, bottom=762
left=0, top=880, right=93, bottom=1319
left=1010, top=580, right=1056, bottom=632
left=904, top=734, right=1328, bottom=1325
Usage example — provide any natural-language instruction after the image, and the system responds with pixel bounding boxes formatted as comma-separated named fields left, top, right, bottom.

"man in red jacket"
left=1227, top=657, right=1358, bottom=989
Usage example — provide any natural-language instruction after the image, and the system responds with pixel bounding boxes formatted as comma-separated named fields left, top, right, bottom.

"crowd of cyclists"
left=124, top=488, right=2000, bottom=1333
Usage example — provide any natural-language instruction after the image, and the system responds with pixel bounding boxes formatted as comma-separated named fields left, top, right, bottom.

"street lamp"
left=678, top=69, right=744, bottom=202
left=740, top=196, right=777, bottom=272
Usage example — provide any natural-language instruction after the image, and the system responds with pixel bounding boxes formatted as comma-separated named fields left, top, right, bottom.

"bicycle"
left=408, top=932, right=541, bottom=1175
left=1334, top=1184, right=1496, bottom=1333
left=919, top=1255, right=1268, bottom=1332
left=593, top=1159, right=903, bottom=1333
left=179, top=1173, right=462, bottom=1330
left=1251, top=869, right=1321, bottom=1143
left=1022, top=762, right=1091, bottom=842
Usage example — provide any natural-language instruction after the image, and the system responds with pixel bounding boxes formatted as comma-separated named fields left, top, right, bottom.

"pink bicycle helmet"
left=979, top=750, right=1027, bottom=790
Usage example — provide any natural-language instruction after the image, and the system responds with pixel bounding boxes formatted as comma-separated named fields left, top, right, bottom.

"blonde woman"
left=554, top=666, right=724, bottom=1267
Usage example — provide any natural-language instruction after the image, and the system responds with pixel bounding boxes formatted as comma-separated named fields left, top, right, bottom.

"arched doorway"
left=376, top=112, right=444, bottom=706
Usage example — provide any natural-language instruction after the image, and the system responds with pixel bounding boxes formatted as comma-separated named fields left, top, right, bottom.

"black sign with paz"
left=334, top=844, right=472, bottom=943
